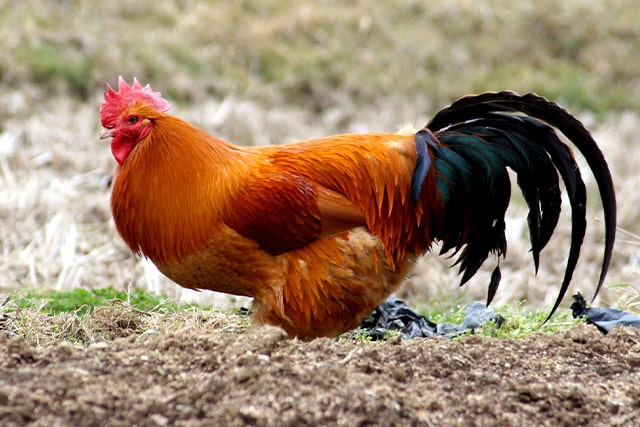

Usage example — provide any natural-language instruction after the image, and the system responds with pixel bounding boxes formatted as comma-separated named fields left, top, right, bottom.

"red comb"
left=100, top=76, right=171, bottom=127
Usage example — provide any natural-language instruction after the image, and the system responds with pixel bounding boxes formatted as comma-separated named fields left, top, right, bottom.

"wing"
left=225, top=172, right=365, bottom=255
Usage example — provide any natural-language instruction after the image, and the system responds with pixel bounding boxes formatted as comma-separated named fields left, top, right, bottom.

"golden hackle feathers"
left=111, top=113, right=246, bottom=265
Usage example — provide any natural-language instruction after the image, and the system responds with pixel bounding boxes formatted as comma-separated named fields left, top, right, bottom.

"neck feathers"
left=110, top=115, right=243, bottom=265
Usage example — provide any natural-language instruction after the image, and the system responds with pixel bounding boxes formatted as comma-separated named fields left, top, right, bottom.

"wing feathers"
left=316, top=186, right=366, bottom=237
left=225, top=174, right=323, bottom=255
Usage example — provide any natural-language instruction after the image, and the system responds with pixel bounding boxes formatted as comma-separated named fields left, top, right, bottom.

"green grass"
left=482, top=303, right=584, bottom=339
left=16, top=41, right=92, bottom=98
left=427, top=301, right=583, bottom=340
left=10, top=287, right=203, bottom=317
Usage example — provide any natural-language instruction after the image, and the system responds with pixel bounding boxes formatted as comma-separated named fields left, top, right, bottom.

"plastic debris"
left=357, top=298, right=504, bottom=340
left=571, top=292, right=640, bottom=333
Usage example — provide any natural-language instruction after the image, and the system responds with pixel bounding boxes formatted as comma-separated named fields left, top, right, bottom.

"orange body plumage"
left=102, top=78, right=616, bottom=339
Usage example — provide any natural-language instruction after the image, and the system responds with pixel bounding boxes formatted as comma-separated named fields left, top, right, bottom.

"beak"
left=100, top=128, right=113, bottom=140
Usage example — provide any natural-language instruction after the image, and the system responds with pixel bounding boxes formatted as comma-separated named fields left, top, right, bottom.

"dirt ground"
left=1, top=320, right=640, bottom=427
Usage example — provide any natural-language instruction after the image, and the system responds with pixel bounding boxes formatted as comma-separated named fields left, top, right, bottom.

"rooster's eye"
left=127, top=116, right=138, bottom=124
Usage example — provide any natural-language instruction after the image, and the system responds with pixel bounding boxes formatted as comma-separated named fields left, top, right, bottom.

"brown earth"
left=1, top=320, right=640, bottom=427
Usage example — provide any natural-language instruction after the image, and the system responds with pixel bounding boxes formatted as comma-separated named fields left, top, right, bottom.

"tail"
left=414, top=91, right=616, bottom=320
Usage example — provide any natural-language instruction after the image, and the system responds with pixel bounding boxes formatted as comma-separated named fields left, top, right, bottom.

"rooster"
left=101, top=77, right=616, bottom=339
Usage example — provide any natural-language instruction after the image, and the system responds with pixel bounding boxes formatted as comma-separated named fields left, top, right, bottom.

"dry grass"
left=1, top=0, right=640, bottom=317
left=0, top=295, right=249, bottom=347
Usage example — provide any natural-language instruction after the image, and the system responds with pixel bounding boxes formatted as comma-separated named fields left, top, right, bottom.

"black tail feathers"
left=422, top=91, right=616, bottom=320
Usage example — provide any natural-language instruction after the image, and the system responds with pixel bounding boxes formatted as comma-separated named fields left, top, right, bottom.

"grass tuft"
left=427, top=301, right=583, bottom=340
left=0, top=288, right=249, bottom=346
left=480, top=303, right=584, bottom=339
left=13, top=287, right=202, bottom=317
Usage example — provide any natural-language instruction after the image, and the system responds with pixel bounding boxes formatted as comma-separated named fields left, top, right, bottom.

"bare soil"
left=2, top=322, right=640, bottom=427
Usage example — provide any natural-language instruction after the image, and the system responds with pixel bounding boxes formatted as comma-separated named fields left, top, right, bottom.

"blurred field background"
left=1, top=0, right=640, bottom=316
